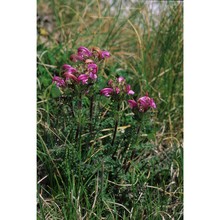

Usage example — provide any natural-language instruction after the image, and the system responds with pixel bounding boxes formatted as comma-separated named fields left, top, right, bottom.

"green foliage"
left=37, top=0, right=183, bottom=219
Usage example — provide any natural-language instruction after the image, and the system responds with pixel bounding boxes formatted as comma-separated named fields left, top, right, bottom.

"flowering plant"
left=128, top=92, right=156, bottom=112
left=100, top=76, right=134, bottom=99
left=52, top=46, right=110, bottom=95
left=127, top=92, right=156, bottom=122
left=50, top=46, right=156, bottom=165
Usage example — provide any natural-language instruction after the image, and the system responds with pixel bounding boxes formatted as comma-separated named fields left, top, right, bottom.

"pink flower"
left=78, top=74, right=89, bottom=84
left=125, top=84, right=135, bottom=95
left=128, top=93, right=156, bottom=113
left=138, top=95, right=156, bottom=112
left=62, top=64, right=72, bottom=70
left=70, top=54, right=84, bottom=62
left=52, top=76, right=65, bottom=87
left=62, top=64, right=78, bottom=82
left=115, top=87, right=120, bottom=94
left=128, top=100, right=138, bottom=109
left=88, top=63, right=98, bottom=74
left=117, top=76, right=125, bottom=83
left=89, top=72, right=97, bottom=80
left=100, top=88, right=114, bottom=97
left=62, top=64, right=77, bottom=73
left=100, top=50, right=110, bottom=59
left=101, top=76, right=135, bottom=99
left=77, top=46, right=92, bottom=58
left=138, top=97, right=148, bottom=112
left=150, top=99, right=156, bottom=108
left=63, top=72, right=78, bottom=82
left=87, top=63, right=98, bottom=80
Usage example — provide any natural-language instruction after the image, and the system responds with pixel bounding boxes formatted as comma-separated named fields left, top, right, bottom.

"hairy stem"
left=75, top=93, right=82, bottom=143
left=111, top=120, right=118, bottom=147
left=124, top=122, right=142, bottom=173
left=89, top=95, right=94, bottom=135
left=111, top=102, right=120, bottom=159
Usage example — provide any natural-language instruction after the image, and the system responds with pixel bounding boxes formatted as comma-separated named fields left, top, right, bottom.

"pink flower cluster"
left=52, top=47, right=157, bottom=114
left=52, top=76, right=65, bottom=87
left=70, top=46, right=110, bottom=62
left=128, top=93, right=156, bottom=113
left=100, top=76, right=135, bottom=97
left=52, top=46, right=110, bottom=87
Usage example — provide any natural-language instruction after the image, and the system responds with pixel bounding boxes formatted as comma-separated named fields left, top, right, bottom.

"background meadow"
left=37, top=0, right=183, bottom=219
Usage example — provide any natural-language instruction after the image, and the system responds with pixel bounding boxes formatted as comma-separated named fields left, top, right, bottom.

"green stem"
left=75, top=93, right=82, bottom=144
left=111, top=120, right=118, bottom=147
left=89, top=95, right=94, bottom=135
left=111, top=102, right=120, bottom=159
left=124, top=121, right=142, bottom=173
left=136, top=122, right=142, bottom=137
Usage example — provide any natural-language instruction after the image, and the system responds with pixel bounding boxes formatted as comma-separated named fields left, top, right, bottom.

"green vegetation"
left=37, top=0, right=183, bottom=219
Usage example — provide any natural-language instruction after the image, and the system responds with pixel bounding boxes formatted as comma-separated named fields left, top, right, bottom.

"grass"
left=37, top=0, right=183, bottom=219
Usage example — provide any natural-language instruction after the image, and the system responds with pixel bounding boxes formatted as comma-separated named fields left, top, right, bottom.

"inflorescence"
left=52, top=46, right=156, bottom=116
left=52, top=46, right=110, bottom=88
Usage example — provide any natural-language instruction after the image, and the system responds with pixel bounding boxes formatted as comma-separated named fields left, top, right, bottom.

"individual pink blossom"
left=128, top=93, right=156, bottom=113
left=62, top=64, right=72, bottom=70
left=138, top=97, right=148, bottom=112
left=70, top=54, right=84, bottom=62
left=88, top=63, right=98, bottom=74
left=115, top=87, right=120, bottom=94
left=100, top=50, right=110, bottom=59
left=128, top=100, right=138, bottom=109
left=150, top=98, right=156, bottom=109
left=62, top=64, right=78, bottom=81
left=100, top=88, right=114, bottom=97
left=117, top=76, right=125, bottom=83
left=63, top=72, right=78, bottom=82
left=125, top=84, right=135, bottom=95
left=52, top=76, right=65, bottom=87
left=101, top=76, right=135, bottom=98
left=62, top=64, right=77, bottom=73
left=78, top=74, right=89, bottom=84
left=77, top=46, right=92, bottom=58
left=87, top=63, right=98, bottom=80
left=138, top=95, right=156, bottom=112
left=89, top=72, right=97, bottom=80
